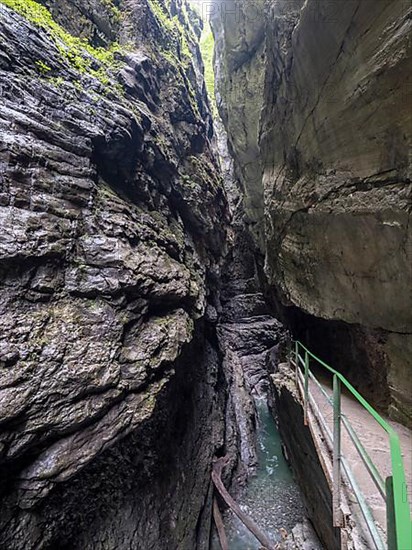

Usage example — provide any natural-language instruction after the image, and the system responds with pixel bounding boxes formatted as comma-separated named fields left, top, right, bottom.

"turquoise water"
left=218, top=398, right=305, bottom=549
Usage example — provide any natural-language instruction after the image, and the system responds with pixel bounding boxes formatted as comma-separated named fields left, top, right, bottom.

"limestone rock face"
left=217, top=214, right=286, bottom=483
left=212, top=0, right=412, bottom=426
left=0, top=0, right=229, bottom=547
left=211, top=0, right=267, bottom=246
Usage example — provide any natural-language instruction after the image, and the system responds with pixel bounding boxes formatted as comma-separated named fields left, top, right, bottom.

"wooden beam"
left=211, top=456, right=275, bottom=550
left=213, top=497, right=228, bottom=550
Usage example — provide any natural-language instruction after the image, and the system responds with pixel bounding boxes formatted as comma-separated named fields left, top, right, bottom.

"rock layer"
left=212, top=0, right=412, bottom=426
left=0, top=0, right=230, bottom=547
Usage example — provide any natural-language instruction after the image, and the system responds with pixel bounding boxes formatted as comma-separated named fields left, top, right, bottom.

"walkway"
left=310, top=374, right=412, bottom=544
left=293, top=342, right=412, bottom=549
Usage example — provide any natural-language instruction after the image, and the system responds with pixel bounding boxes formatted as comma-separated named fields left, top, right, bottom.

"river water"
left=215, top=397, right=306, bottom=549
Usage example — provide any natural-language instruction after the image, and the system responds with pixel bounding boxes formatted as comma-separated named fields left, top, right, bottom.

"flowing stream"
left=217, top=398, right=306, bottom=549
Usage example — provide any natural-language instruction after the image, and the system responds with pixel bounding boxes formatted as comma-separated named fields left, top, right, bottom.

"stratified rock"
left=212, top=0, right=412, bottom=427
left=278, top=518, right=323, bottom=550
left=211, top=0, right=267, bottom=247
left=0, top=0, right=230, bottom=547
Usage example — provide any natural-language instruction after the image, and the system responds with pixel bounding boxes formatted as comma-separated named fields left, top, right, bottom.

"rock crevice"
left=212, top=0, right=412, bottom=427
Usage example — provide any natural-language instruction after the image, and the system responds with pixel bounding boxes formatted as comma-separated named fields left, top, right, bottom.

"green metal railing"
left=292, top=340, right=412, bottom=550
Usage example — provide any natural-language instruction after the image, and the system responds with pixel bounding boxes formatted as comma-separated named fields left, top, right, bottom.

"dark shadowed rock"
left=0, top=0, right=230, bottom=547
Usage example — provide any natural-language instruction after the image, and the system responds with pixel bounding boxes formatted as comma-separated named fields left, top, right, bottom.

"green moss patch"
left=1, top=0, right=123, bottom=84
left=148, top=0, right=192, bottom=64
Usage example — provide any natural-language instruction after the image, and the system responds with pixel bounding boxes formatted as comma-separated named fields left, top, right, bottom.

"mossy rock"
left=1, top=0, right=124, bottom=84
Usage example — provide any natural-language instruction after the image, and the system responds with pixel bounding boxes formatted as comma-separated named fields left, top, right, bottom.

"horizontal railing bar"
left=295, top=342, right=396, bottom=437
left=299, top=365, right=387, bottom=508
left=343, top=413, right=387, bottom=501
left=294, top=341, right=412, bottom=550
left=297, top=354, right=305, bottom=368
left=341, top=450, right=387, bottom=550
left=296, top=368, right=386, bottom=550
left=296, top=369, right=333, bottom=484
left=305, top=368, right=386, bottom=500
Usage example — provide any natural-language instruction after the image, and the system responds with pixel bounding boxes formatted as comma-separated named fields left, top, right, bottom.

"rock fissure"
left=211, top=0, right=411, bottom=547
left=0, top=0, right=411, bottom=548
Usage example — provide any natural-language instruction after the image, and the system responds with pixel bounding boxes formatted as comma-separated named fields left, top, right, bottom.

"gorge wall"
left=1, top=0, right=411, bottom=547
left=0, top=0, right=233, bottom=547
left=212, top=0, right=412, bottom=427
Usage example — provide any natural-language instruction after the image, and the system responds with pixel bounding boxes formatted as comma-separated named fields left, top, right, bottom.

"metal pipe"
left=304, top=350, right=309, bottom=426
left=333, top=374, right=342, bottom=527
left=307, top=370, right=386, bottom=500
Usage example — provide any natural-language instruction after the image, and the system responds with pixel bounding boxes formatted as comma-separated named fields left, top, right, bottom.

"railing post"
left=333, top=374, right=343, bottom=527
left=294, top=341, right=299, bottom=386
left=386, top=476, right=396, bottom=550
left=304, top=350, right=309, bottom=426
left=295, top=342, right=410, bottom=548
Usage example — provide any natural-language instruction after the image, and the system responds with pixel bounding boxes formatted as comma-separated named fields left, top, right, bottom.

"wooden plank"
left=213, top=497, right=228, bottom=550
left=211, top=457, right=275, bottom=550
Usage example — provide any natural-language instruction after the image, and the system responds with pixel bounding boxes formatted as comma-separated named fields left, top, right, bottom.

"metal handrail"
left=296, top=352, right=386, bottom=498
left=295, top=366, right=386, bottom=549
left=307, top=365, right=386, bottom=499
left=293, top=340, right=412, bottom=550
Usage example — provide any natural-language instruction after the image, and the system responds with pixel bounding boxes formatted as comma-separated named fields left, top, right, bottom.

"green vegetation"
left=145, top=0, right=207, bottom=118
left=1, top=0, right=122, bottom=84
left=148, top=0, right=191, bottom=63
left=48, top=75, right=65, bottom=87
left=199, top=20, right=216, bottom=115
left=181, top=173, right=198, bottom=189
left=35, top=59, right=51, bottom=74
left=101, top=0, right=121, bottom=23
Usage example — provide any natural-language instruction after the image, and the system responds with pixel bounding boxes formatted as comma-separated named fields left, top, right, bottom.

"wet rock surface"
left=3, top=326, right=226, bottom=549
left=213, top=122, right=315, bottom=549
left=0, top=0, right=230, bottom=547
left=278, top=519, right=324, bottom=550
left=212, top=0, right=412, bottom=427
left=211, top=1, right=267, bottom=247
left=215, top=126, right=286, bottom=483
